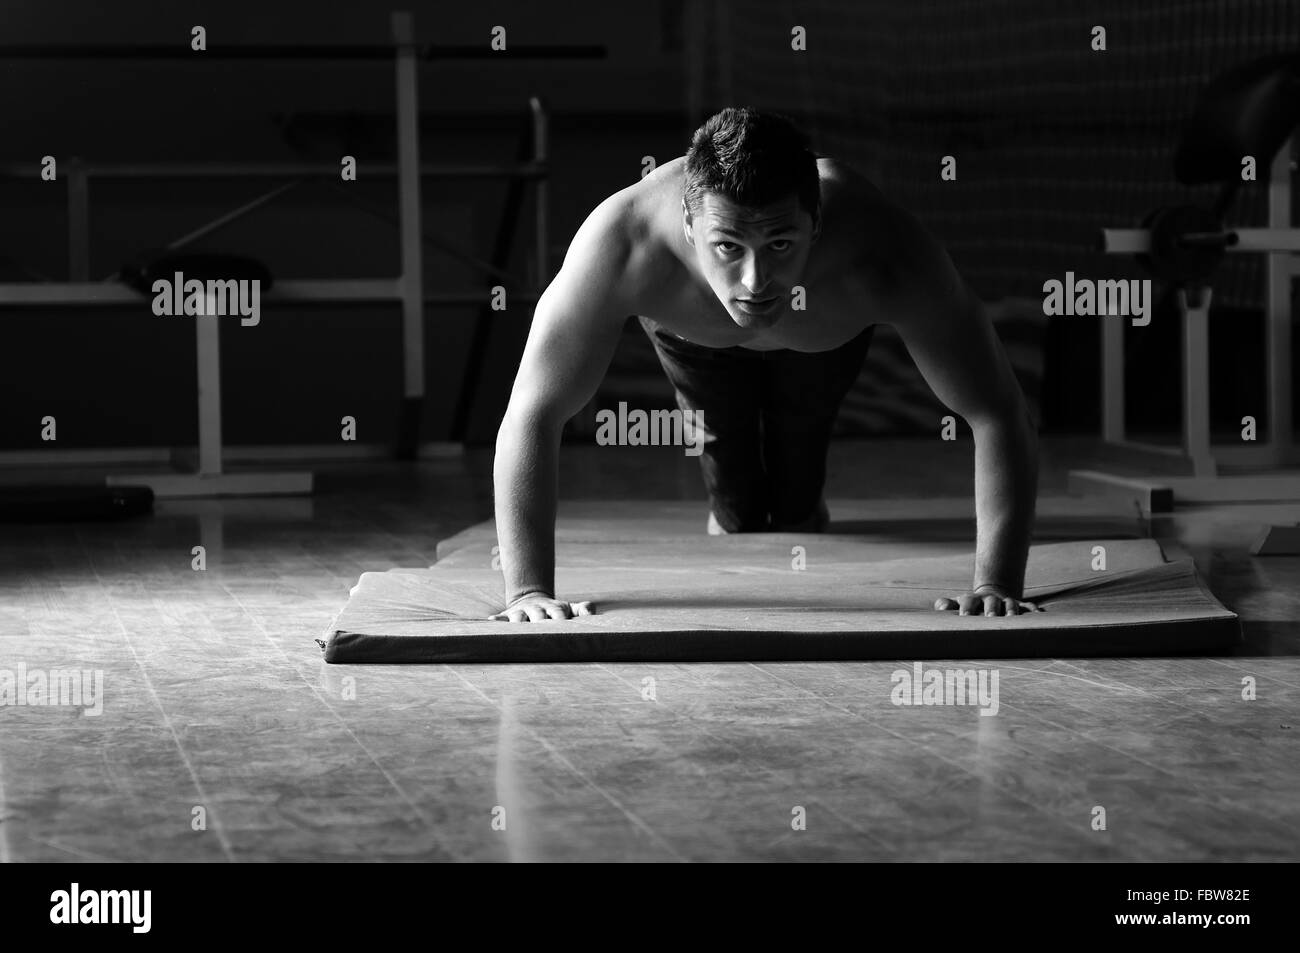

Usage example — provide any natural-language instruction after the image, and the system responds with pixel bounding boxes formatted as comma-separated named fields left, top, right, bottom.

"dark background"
left=1, top=0, right=1297, bottom=449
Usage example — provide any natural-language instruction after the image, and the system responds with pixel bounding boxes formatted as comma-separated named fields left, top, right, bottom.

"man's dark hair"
left=683, top=107, right=821, bottom=221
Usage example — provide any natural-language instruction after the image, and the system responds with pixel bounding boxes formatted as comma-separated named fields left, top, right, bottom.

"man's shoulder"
left=582, top=157, right=685, bottom=240
left=812, top=158, right=907, bottom=293
left=819, top=160, right=952, bottom=284
left=558, top=171, right=681, bottom=306
left=817, top=156, right=888, bottom=207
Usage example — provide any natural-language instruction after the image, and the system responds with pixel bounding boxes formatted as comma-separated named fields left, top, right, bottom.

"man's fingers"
left=489, top=598, right=595, bottom=622
left=941, top=593, right=1044, bottom=617
left=1007, top=599, right=1043, bottom=614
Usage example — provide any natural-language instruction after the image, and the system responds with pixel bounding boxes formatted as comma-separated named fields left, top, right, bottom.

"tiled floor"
left=1, top=438, right=1297, bottom=861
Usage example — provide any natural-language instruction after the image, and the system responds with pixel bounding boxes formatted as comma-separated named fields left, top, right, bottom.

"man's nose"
left=741, top=254, right=770, bottom=295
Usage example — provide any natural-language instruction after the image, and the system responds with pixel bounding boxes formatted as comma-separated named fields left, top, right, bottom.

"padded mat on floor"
left=320, top=500, right=1239, bottom=662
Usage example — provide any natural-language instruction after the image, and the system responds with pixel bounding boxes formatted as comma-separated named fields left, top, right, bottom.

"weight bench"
left=1073, top=52, right=1300, bottom=552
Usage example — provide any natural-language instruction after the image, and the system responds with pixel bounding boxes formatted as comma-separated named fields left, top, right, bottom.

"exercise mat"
left=320, top=500, right=1239, bottom=662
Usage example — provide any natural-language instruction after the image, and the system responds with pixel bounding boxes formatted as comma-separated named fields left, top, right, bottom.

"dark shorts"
left=638, top=315, right=875, bottom=532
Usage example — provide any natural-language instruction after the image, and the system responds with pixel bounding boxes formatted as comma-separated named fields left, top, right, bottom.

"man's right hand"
left=488, top=592, right=595, bottom=623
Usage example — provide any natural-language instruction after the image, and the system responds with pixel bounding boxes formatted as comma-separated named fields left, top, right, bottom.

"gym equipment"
left=1073, top=54, right=1300, bottom=541
left=1134, top=204, right=1231, bottom=286
left=0, top=12, right=601, bottom=495
left=118, top=252, right=274, bottom=297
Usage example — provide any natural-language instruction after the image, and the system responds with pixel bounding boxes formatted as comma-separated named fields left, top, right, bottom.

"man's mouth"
left=734, top=296, right=780, bottom=315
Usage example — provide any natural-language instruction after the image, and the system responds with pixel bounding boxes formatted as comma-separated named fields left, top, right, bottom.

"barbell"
left=1134, top=204, right=1234, bottom=285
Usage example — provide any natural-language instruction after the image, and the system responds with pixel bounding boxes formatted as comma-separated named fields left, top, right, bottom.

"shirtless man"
left=491, top=107, right=1040, bottom=622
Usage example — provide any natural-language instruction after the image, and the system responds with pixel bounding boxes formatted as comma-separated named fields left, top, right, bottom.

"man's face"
left=684, top=191, right=818, bottom=331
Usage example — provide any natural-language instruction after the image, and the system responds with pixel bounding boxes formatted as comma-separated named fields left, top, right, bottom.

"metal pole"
left=164, top=180, right=303, bottom=253
left=1180, top=285, right=1216, bottom=478
left=530, top=97, right=549, bottom=289
left=393, top=10, right=424, bottom=405
left=196, top=305, right=223, bottom=477
left=1266, top=134, right=1294, bottom=455
left=1101, top=316, right=1124, bottom=443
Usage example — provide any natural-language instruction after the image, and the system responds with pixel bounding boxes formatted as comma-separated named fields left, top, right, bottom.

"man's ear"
left=682, top=198, right=696, bottom=247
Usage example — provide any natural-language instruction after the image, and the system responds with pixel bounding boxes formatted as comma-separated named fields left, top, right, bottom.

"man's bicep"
left=895, top=290, right=1022, bottom=428
left=885, top=216, right=1024, bottom=428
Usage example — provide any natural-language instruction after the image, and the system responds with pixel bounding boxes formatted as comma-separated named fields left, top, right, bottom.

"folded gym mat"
left=319, top=502, right=1239, bottom=662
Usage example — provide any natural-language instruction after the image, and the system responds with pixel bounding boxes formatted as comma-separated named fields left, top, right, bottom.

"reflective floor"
left=1, top=438, right=1297, bottom=861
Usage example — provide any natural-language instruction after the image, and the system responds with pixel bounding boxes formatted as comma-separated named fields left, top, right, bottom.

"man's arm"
left=491, top=197, right=632, bottom=621
left=880, top=206, right=1041, bottom=614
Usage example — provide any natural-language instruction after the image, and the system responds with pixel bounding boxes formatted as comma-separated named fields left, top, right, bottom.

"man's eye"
left=770, top=240, right=792, bottom=251
left=715, top=242, right=738, bottom=253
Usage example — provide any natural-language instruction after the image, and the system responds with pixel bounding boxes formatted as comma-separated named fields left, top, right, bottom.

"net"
left=686, top=0, right=1300, bottom=433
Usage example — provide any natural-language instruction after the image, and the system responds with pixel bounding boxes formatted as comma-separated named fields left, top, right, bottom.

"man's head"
left=682, top=107, right=821, bottom=330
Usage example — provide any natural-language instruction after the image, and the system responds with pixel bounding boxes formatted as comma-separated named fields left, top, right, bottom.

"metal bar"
left=1066, top=470, right=1174, bottom=516
left=163, top=180, right=303, bottom=253
left=0, top=161, right=547, bottom=179
left=1267, top=135, right=1294, bottom=452
left=1179, top=286, right=1216, bottom=478
left=0, top=44, right=606, bottom=61
left=67, top=158, right=89, bottom=281
left=321, top=180, right=524, bottom=285
left=1100, top=229, right=1151, bottom=254
left=450, top=110, right=538, bottom=441
left=393, top=11, right=424, bottom=408
left=1101, top=314, right=1124, bottom=443
left=195, top=307, right=223, bottom=476
left=1159, top=473, right=1300, bottom=504
left=273, top=279, right=402, bottom=300
left=0, top=283, right=138, bottom=304
left=421, top=292, right=538, bottom=304
left=530, top=97, right=549, bottom=288
left=1098, top=439, right=1188, bottom=459
left=1212, top=443, right=1300, bottom=468
left=104, top=471, right=313, bottom=498
left=0, top=447, right=171, bottom=467
left=0, top=281, right=541, bottom=307
left=0, top=279, right=399, bottom=304
left=1102, top=226, right=1300, bottom=254
left=1226, top=229, right=1300, bottom=252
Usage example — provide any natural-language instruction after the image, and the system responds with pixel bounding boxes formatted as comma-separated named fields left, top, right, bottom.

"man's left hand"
left=933, top=585, right=1043, bottom=616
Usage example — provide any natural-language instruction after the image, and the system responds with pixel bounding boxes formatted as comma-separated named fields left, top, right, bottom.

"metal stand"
left=0, top=10, right=576, bottom=496
left=105, top=303, right=312, bottom=498
left=1070, top=135, right=1300, bottom=515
